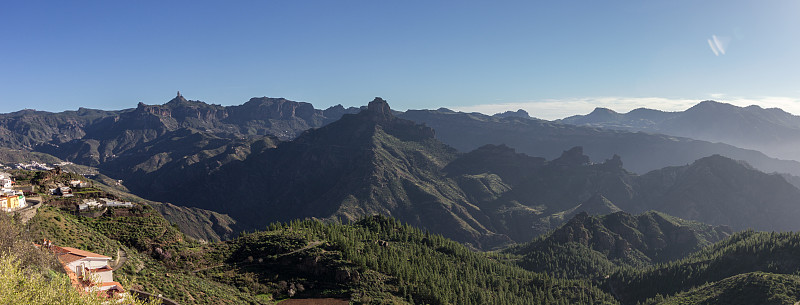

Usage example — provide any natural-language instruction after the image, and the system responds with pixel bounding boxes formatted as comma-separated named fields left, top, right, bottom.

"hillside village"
left=0, top=160, right=71, bottom=171
left=0, top=172, right=27, bottom=212
left=2, top=167, right=152, bottom=301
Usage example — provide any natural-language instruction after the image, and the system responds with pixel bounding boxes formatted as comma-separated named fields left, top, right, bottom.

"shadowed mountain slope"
left=144, top=98, right=516, bottom=249
left=630, top=155, right=800, bottom=231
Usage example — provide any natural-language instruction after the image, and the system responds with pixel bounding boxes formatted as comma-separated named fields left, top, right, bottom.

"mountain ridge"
left=109, top=99, right=800, bottom=250
left=559, top=100, right=800, bottom=161
left=398, top=107, right=800, bottom=177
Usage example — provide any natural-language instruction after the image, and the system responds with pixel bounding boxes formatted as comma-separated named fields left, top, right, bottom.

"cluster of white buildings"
left=51, top=180, right=89, bottom=197
left=48, top=179, right=134, bottom=211
left=0, top=172, right=26, bottom=212
left=78, top=198, right=134, bottom=211
left=14, top=161, right=54, bottom=171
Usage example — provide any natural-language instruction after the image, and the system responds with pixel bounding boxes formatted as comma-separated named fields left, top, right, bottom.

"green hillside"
left=193, top=216, right=618, bottom=304
left=26, top=197, right=617, bottom=304
left=643, top=272, right=800, bottom=305
left=607, top=230, right=800, bottom=304
left=504, top=211, right=731, bottom=278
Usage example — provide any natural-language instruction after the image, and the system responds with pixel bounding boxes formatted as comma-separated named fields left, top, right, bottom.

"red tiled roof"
left=57, top=253, right=85, bottom=264
left=54, top=246, right=112, bottom=259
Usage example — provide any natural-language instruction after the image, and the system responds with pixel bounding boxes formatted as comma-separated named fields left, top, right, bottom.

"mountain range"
left=560, top=100, right=800, bottom=161
left=67, top=98, right=800, bottom=251
left=5, top=95, right=800, bottom=177
left=8, top=93, right=800, bottom=303
left=3, top=94, right=359, bottom=166
left=5, top=95, right=800, bottom=250
left=398, top=107, right=800, bottom=176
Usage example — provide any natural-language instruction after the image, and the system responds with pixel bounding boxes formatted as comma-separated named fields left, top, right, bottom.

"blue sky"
left=2, top=1, right=800, bottom=119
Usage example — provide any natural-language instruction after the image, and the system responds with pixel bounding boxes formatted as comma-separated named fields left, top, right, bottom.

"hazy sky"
left=2, top=1, right=800, bottom=119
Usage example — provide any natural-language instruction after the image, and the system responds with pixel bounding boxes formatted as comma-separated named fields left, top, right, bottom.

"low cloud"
left=448, top=96, right=800, bottom=120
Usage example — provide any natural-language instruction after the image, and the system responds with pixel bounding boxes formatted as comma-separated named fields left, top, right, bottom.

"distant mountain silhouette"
left=492, top=109, right=531, bottom=118
left=560, top=100, right=800, bottom=161
left=398, top=107, right=800, bottom=176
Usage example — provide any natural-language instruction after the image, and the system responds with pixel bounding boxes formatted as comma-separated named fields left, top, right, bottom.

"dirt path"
left=110, top=248, right=127, bottom=271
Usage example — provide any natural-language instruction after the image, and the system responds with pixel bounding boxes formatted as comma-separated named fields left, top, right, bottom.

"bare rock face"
left=136, top=102, right=173, bottom=117
left=366, top=97, right=392, bottom=118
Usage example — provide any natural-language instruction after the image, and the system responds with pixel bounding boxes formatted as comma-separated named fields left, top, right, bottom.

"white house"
left=58, top=187, right=73, bottom=197
left=78, top=200, right=103, bottom=211
left=0, top=172, right=12, bottom=190
left=52, top=246, right=123, bottom=293
left=69, top=180, right=89, bottom=188
left=0, top=178, right=11, bottom=189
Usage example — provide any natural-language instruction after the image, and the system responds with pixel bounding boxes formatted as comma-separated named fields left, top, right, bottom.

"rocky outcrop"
left=551, top=146, right=591, bottom=167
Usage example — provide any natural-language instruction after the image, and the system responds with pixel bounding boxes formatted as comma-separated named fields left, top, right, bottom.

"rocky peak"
left=686, top=100, right=736, bottom=114
left=576, top=193, right=622, bottom=215
left=167, top=91, right=189, bottom=104
left=135, top=102, right=172, bottom=117
left=472, top=144, right=516, bottom=155
left=333, top=97, right=435, bottom=141
left=493, top=109, right=530, bottom=118
left=552, top=146, right=591, bottom=167
left=581, top=107, right=621, bottom=122
left=589, top=107, right=617, bottom=115
left=231, top=97, right=321, bottom=122
left=322, top=104, right=361, bottom=120
left=603, top=154, right=624, bottom=169
left=324, top=104, right=346, bottom=113
left=364, top=97, right=393, bottom=120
